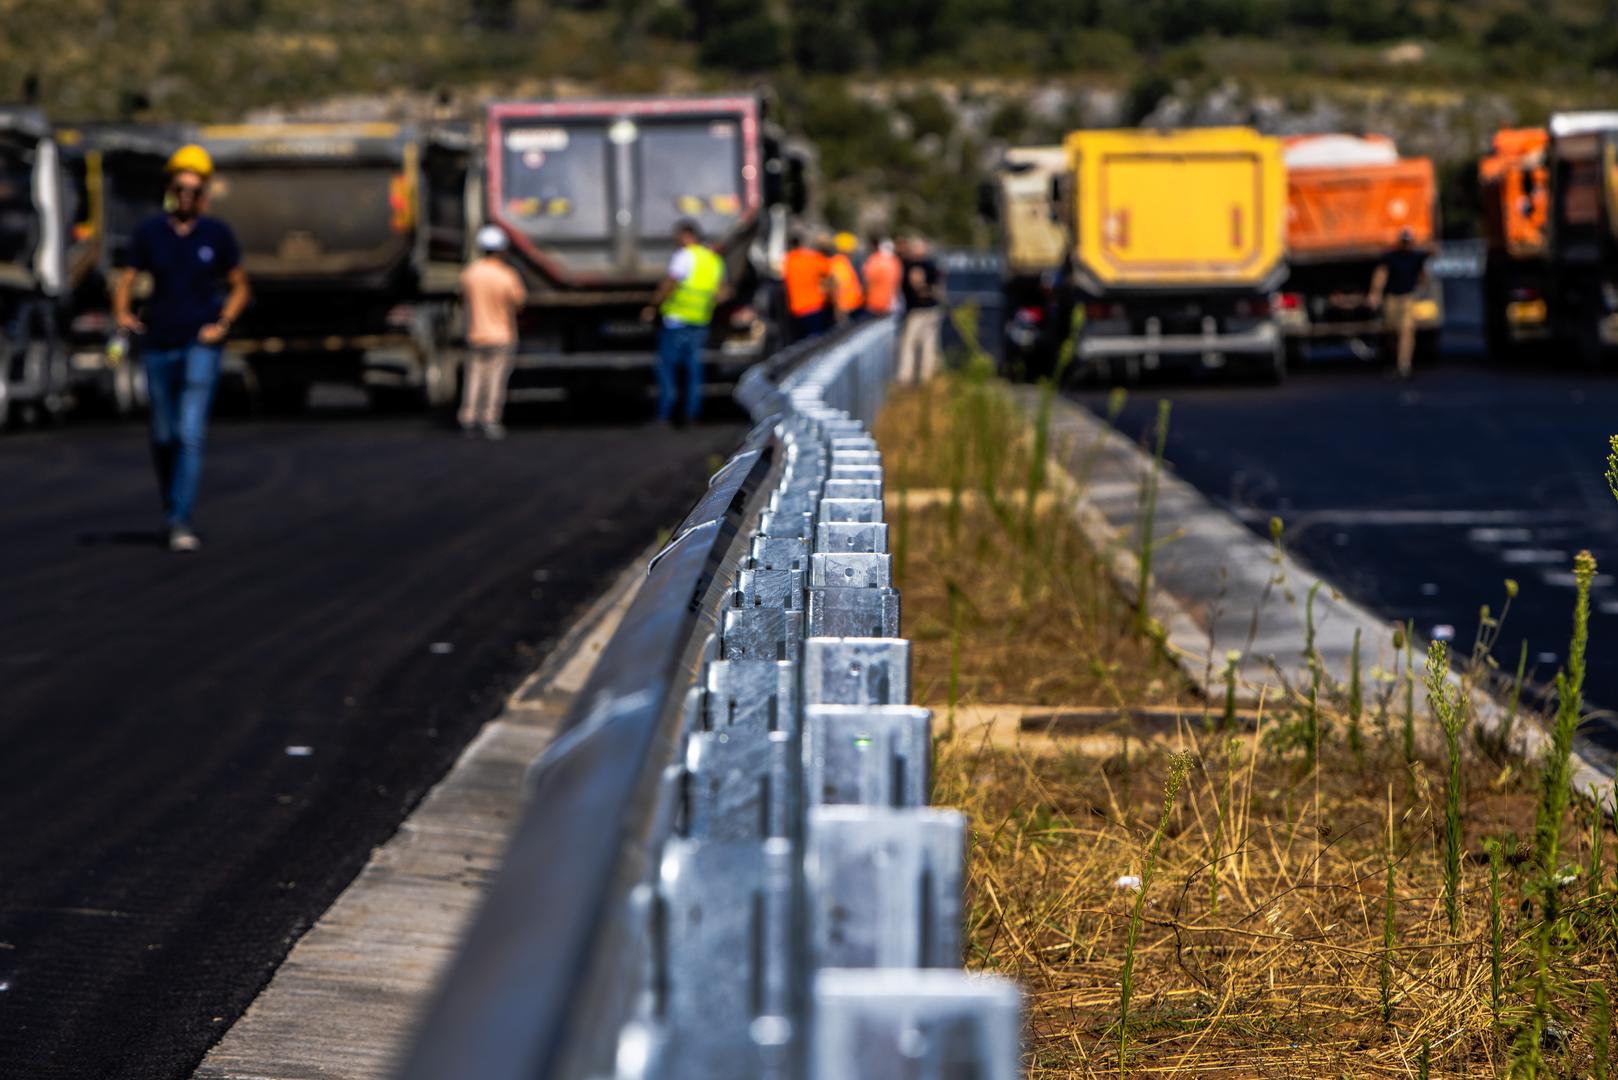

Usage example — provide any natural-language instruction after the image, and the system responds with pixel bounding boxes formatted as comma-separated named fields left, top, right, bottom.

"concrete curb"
left=1033, top=390, right=1613, bottom=802
left=192, top=547, right=654, bottom=1080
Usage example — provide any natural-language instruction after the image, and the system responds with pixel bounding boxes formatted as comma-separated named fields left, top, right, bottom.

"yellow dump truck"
left=1061, top=127, right=1288, bottom=381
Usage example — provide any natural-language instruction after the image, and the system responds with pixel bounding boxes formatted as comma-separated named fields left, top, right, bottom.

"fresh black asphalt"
left=0, top=403, right=743, bottom=1079
left=1073, top=357, right=1618, bottom=758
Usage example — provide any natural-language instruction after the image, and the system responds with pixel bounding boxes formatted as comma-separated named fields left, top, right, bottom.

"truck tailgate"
left=1068, top=127, right=1284, bottom=291
left=1287, top=158, right=1436, bottom=261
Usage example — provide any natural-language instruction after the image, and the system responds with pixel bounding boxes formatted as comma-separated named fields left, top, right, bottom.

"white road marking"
left=1500, top=548, right=1568, bottom=564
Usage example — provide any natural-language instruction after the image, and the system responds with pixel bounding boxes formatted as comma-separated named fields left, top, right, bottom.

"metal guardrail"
left=398, top=317, right=1021, bottom=1080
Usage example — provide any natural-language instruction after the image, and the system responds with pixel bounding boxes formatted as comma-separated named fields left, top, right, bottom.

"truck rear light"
left=1236, top=297, right=1271, bottom=318
left=1014, top=305, right=1045, bottom=325
left=1509, top=286, right=1541, bottom=302
left=1276, top=292, right=1301, bottom=311
left=728, top=305, right=757, bottom=328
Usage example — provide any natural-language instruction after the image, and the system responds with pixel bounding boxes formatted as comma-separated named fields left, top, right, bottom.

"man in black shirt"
left=1369, top=229, right=1429, bottom=379
left=114, top=144, right=250, bottom=552
left=897, top=236, right=945, bottom=384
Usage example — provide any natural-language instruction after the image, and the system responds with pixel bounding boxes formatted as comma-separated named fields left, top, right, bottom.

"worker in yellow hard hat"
left=112, top=142, right=250, bottom=552
left=828, top=232, right=864, bottom=323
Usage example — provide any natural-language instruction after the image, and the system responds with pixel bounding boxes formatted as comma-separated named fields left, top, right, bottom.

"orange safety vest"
left=829, top=254, right=864, bottom=313
left=862, top=250, right=901, bottom=314
left=784, top=247, right=830, bottom=317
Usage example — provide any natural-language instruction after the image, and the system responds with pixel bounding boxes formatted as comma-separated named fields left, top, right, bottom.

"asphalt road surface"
left=0, top=403, right=743, bottom=1079
left=1073, top=357, right=1618, bottom=759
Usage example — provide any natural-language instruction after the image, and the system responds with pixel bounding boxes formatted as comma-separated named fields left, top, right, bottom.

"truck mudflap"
left=1078, top=319, right=1279, bottom=361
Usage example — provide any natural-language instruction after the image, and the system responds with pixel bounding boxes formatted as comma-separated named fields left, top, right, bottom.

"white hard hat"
left=476, top=225, right=509, bottom=252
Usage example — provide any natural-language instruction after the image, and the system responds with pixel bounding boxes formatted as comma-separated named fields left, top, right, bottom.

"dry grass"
left=876, top=371, right=1618, bottom=1078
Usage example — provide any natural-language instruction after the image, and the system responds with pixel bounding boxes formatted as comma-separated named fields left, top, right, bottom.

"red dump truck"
left=1276, top=134, right=1442, bottom=364
left=482, top=94, right=807, bottom=401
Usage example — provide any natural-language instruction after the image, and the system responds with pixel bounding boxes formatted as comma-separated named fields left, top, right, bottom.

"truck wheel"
left=259, top=380, right=310, bottom=416
left=1414, top=329, right=1441, bottom=366
left=1108, top=356, right=1141, bottom=385
left=1264, top=337, right=1288, bottom=384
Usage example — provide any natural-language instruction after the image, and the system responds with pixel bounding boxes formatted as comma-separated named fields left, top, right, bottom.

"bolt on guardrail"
left=399, top=319, right=1020, bottom=1080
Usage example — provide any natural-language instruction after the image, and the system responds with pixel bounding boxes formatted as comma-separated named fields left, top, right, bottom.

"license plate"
left=1507, top=299, right=1547, bottom=324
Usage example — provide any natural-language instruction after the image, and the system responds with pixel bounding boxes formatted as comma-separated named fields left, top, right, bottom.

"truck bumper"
left=1078, top=321, right=1278, bottom=363
left=511, top=344, right=763, bottom=376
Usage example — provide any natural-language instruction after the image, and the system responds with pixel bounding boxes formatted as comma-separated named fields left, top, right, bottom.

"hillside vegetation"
left=9, top=0, right=1618, bottom=241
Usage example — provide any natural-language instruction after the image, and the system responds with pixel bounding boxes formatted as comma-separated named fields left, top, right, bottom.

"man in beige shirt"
left=458, top=225, right=527, bottom=439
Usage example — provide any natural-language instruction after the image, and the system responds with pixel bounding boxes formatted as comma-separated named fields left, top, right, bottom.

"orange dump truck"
left=1478, top=127, right=1550, bottom=356
left=1276, top=135, right=1442, bottom=363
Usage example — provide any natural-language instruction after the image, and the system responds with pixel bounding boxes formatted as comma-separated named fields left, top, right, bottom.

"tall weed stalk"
left=1424, top=640, right=1467, bottom=936
left=1119, top=751, right=1195, bottom=1072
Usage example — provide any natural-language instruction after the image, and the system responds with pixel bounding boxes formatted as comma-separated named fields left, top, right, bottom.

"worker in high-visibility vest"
left=828, top=232, right=865, bottom=322
left=782, top=231, right=833, bottom=342
left=644, top=219, right=725, bottom=424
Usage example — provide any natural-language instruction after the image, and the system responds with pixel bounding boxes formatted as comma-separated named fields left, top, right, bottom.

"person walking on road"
left=114, top=144, right=249, bottom=553
left=828, top=232, right=865, bottom=324
left=862, top=234, right=902, bottom=317
left=783, top=231, right=833, bottom=342
left=1369, top=228, right=1429, bottom=380
left=897, top=236, right=945, bottom=384
left=643, top=219, right=724, bottom=425
left=459, top=225, right=527, bottom=440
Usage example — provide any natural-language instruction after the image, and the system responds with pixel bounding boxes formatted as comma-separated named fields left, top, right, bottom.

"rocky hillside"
left=10, top=0, right=1618, bottom=241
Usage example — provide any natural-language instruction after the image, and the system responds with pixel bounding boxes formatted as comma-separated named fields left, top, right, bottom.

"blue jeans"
left=657, top=323, right=706, bottom=423
left=143, top=343, right=222, bottom=527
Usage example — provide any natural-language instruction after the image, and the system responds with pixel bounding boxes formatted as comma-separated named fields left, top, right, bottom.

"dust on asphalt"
left=0, top=402, right=744, bottom=1079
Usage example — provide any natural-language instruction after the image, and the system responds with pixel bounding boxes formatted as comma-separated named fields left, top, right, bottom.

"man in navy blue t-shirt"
left=114, top=144, right=250, bottom=552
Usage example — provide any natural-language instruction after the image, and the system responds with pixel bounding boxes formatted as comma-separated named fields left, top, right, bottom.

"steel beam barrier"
left=399, top=317, right=1020, bottom=1080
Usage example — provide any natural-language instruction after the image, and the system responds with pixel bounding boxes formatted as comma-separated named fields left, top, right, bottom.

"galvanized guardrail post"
left=399, top=319, right=1020, bottom=1080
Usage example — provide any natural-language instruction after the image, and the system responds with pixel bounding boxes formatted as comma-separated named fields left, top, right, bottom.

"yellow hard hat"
left=834, top=231, right=858, bottom=254
left=165, top=144, right=214, bottom=179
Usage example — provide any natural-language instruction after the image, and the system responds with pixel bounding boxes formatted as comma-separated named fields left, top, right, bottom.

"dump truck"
left=482, top=94, right=808, bottom=399
left=1539, top=111, right=1618, bottom=365
left=1478, top=127, right=1550, bottom=358
left=0, top=105, right=66, bottom=428
left=1276, top=134, right=1442, bottom=364
left=198, top=121, right=468, bottom=411
left=54, top=122, right=174, bottom=415
left=979, top=145, right=1069, bottom=377
left=1059, top=127, right=1287, bottom=382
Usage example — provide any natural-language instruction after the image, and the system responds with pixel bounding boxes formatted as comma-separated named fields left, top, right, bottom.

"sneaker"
left=481, top=422, right=507, bottom=441
left=458, top=421, right=478, bottom=439
left=168, top=526, right=201, bottom=553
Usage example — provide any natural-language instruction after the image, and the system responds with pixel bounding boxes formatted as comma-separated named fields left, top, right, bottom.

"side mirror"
left=976, top=179, right=998, bottom=224
left=764, top=158, right=784, bottom=208
left=1049, top=175, right=1068, bottom=224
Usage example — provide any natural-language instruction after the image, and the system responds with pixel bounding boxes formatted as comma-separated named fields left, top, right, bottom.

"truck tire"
left=1266, top=335, right=1288, bottom=384
left=259, top=380, right=310, bottom=416
left=1414, top=329, right=1441, bottom=367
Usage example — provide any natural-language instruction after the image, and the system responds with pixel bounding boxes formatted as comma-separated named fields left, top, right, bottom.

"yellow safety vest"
left=661, top=244, right=724, bottom=327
